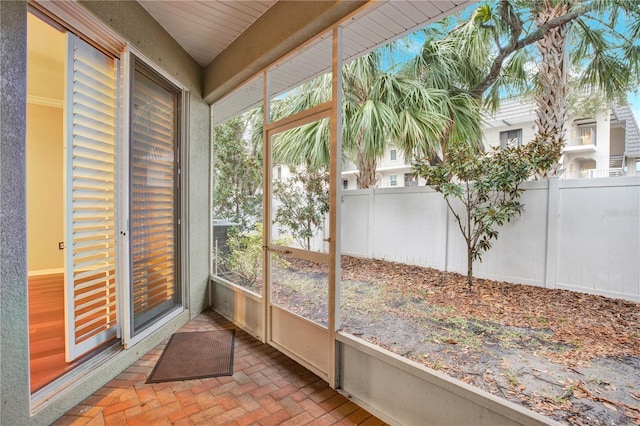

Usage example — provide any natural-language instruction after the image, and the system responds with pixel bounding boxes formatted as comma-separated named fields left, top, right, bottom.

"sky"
left=629, top=93, right=640, bottom=123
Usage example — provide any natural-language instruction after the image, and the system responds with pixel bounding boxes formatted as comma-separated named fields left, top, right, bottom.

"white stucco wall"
left=594, top=111, right=611, bottom=170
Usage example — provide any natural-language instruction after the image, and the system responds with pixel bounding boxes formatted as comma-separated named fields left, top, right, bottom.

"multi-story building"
left=341, top=146, right=426, bottom=190
left=342, top=97, right=640, bottom=189
left=483, top=97, right=640, bottom=179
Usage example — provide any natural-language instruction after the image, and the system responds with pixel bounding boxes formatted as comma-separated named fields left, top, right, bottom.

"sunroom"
left=1, top=0, right=569, bottom=425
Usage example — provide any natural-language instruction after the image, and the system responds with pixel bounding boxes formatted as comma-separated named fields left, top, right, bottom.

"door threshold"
left=30, top=342, right=122, bottom=415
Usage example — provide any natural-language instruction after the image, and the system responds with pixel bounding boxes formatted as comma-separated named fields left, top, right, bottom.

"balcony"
left=565, top=125, right=597, bottom=153
left=563, top=168, right=625, bottom=179
left=563, top=143, right=597, bottom=154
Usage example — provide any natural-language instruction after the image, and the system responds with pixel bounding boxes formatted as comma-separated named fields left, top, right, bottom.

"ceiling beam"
left=203, top=0, right=367, bottom=105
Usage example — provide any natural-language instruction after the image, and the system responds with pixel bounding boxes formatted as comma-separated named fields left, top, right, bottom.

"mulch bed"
left=255, top=255, right=640, bottom=424
left=340, top=256, right=640, bottom=365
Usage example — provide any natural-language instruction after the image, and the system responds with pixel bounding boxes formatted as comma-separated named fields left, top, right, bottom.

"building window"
left=342, top=179, right=348, bottom=189
left=499, top=129, right=522, bottom=149
left=390, top=175, right=397, bottom=186
left=390, top=149, right=397, bottom=161
left=578, top=124, right=596, bottom=146
left=404, top=173, right=418, bottom=186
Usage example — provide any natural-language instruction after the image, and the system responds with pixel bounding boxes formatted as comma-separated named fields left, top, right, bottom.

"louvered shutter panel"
left=64, top=35, right=118, bottom=361
left=130, top=66, right=180, bottom=332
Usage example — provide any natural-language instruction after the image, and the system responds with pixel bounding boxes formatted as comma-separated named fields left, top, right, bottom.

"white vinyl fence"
left=340, top=176, right=640, bottom=302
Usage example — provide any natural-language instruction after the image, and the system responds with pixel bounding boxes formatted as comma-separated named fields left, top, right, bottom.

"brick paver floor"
left=53, top=309, right=387, bottom=425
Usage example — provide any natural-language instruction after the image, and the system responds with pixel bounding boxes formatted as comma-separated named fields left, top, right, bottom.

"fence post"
left=544, top=177, right=560, bottom=289
left=444, top=197, right=450, bottom=272
left=368, top=188, right=375, bottom=259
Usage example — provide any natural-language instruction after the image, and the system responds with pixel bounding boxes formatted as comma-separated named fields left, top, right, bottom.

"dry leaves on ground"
left=341, top=256, right=640, bottom=365
left=278, top=255, right=640, bottom=424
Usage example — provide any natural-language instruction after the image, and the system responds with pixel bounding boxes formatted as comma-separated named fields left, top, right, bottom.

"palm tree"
left=407, top=0, right=640, bottom=168
left=534, top=0, right=571, bottom=156
left=402, top=7, right=529, bottom=160
left=272, top=49, right=475, bottom=188
left=532, top=0, right=640, bottom=173
left=274, top=1, right=640, bottom=180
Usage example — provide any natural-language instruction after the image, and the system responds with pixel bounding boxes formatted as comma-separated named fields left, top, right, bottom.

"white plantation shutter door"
left=130, top=61, right=181, bottom=333
left=64, top=35, right=118, bottom=362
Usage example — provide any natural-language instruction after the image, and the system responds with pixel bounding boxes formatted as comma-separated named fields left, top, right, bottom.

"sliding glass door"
left=28, top=5, right=188, bottom=392
left=129, top=59, right=182, bottom=334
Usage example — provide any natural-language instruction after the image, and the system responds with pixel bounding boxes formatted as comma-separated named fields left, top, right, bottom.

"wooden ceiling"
left=209, top=0, right=470, bottom=125
left=138, top=0, right=277, bottom=67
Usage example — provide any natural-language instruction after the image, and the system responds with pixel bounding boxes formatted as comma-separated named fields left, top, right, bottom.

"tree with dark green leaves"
left=272, top=165, right=329, bottom=251
left=212, top=112, right=262, bottom=232
left=413, top=133, right=563, bottom=287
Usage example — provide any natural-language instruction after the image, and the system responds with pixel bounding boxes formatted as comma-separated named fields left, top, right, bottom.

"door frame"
left=26, top=0, right=191, bottom=406
left=118, top=46, right=190, bottom=350
left=263, top=109, right=332, bottom=379
left=260, top=26, right=343, bottom=386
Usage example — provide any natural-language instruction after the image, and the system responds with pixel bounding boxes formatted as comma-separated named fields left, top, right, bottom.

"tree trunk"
left=356, top=153, right=378, bottom=189
left=466, top=202, right=473, bottom=288
left=535, top=0, right=571, bottom=175
left=467, top=246, right=473, bottom=288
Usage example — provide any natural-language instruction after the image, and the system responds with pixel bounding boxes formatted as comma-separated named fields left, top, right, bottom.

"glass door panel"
left=270, top=253, right=329, bottom=327
left=269, top=118, right=330, bottom=327
left=129, top=61, right=181, bottom=333
left=211, top=105, right=264, bottom=295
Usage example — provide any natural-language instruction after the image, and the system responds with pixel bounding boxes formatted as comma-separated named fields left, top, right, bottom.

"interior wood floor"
left=29, top=273, right=119, bottom=393
left=29, top=272, right=70, bottom=392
